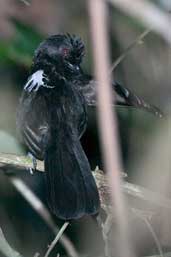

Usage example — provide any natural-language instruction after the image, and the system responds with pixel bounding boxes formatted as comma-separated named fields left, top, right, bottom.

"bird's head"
left=33, top=34, right=85, bottom=79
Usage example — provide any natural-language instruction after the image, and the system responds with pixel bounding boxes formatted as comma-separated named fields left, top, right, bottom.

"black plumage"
left=17, top=34, right=162, bottom=220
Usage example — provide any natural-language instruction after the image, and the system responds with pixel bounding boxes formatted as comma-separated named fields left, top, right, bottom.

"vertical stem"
left=87, top=1, right=135, bottom=256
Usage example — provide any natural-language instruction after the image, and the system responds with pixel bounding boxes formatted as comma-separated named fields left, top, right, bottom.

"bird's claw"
left=27, top=152, right=37, bottom=175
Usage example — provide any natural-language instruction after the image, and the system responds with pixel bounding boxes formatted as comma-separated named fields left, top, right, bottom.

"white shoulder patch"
left=24, top=70, right=54, bottom=92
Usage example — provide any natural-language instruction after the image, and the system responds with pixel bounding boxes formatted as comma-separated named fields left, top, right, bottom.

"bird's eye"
left=62, top=47, right=70, bottom=58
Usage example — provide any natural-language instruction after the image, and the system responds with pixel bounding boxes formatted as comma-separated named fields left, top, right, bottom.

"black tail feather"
left=45, top=130, right=100, bottom=220
left=77, top=75, right=163, bottom=117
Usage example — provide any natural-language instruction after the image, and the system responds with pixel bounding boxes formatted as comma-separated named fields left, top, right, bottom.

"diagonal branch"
left=0, top=153, right=78, bottom=257
left=44, top=222, right=69, bottom=257
left=110, top=28, right=151, bottom=72
left=0, top=228, right=23, bottom=257
left=108, top=0, right=171, bottom=45
left=19, top=0, right=30, bottom=6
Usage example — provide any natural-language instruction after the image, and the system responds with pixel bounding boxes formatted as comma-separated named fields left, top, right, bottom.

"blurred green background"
left=0, top=1, right=170, bottom=257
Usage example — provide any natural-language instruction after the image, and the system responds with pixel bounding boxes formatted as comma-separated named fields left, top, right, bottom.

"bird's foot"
left=27, top=152, right=37, bottom=175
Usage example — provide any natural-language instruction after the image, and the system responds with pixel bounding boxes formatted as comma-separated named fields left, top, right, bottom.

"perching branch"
left=0, top=153, right=44, bottom=171
left=1, top=153, right=171, bottom=212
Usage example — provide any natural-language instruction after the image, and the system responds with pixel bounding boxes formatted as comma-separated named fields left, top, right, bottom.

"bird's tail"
left=113, top=82, right=163, bottom=118
left=44, top=129, right=100, bottom=220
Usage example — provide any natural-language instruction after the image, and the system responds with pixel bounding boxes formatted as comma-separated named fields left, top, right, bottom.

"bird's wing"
left=45, top=124, right=100, bottom=220
left=113, top=81, right=163, bottom=117
left=16, top=90, right=49, bottom=160
left=77, top=74, right=162, bottom=117
left=16, top=69, right=57, bottom=159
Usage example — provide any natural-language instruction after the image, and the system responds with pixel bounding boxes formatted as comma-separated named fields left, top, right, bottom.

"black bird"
left=17, top=34, right=162, bottom=220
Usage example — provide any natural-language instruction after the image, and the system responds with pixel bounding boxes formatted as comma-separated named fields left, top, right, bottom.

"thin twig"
left=110, top=28, right=151, bottom=72
left=108, top=0, right=171, bottom=45
left=10, top=176, right=57, bottom=231
left=19, top=0, right=30, bottom=6
left=145, top=253, right=171, bottom=257
left=122, top=182, right=171, bottom=211
left=44, top=222, right=69, bottom=257
left=8, top=175, right=78, bottom=257
left=0, top=156, right=78, bottom=257
left=132, top=209, right=164, bottom=257
left=143, top=218, right=164, bottom=257
left=103, top=214, right=114, bottom=257
left=96, top=214, right=113, bottom=257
